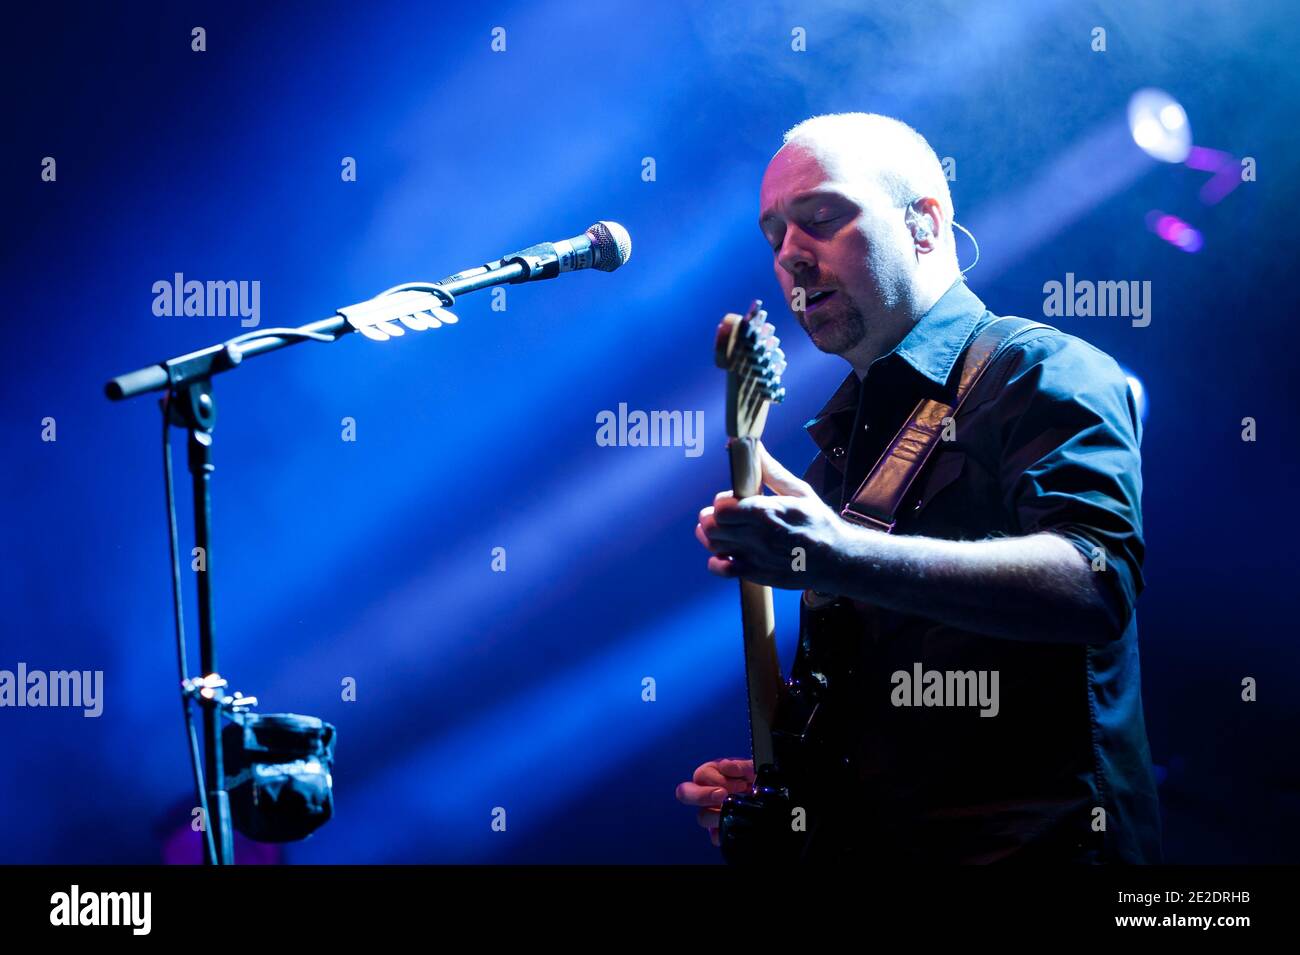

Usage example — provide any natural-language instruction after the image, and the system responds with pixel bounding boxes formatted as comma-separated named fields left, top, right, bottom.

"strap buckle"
left=839, top=507, right=896, bottom=533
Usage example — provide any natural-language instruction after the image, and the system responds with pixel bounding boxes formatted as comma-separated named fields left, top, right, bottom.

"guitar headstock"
left=715, top=300, right=786, bottom=439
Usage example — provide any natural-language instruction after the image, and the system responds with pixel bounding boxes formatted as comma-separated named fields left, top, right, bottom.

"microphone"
left=335, top=221, right=631, bottom=341
left=439, top=221, right=632, bottom=287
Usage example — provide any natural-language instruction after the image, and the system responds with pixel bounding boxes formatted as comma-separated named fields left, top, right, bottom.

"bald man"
left=680, top=113, right=1161, bottom=864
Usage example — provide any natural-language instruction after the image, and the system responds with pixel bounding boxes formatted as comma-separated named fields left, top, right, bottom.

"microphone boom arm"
left=104, top=258, right=529, bottom=401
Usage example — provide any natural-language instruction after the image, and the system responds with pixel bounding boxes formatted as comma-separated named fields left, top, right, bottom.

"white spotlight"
left=1127, top=88, right=1192, bottom=163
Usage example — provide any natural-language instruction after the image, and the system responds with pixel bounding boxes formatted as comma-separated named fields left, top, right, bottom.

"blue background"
left=2, top=0, right=1297, bottom=863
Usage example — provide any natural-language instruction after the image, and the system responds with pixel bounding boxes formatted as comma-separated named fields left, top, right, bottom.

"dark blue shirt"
left=794, top=279, right=1162, bottom=864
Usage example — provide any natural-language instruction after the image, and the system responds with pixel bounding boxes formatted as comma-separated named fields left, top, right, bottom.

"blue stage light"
left=1119, top=367, right=1149, bottom=425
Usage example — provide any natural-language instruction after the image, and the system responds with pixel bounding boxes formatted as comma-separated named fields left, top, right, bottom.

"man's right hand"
left=674, top=758, right=756, bottom=847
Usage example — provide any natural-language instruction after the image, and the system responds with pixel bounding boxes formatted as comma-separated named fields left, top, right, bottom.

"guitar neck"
left=727, top=435, right=782, bottom=771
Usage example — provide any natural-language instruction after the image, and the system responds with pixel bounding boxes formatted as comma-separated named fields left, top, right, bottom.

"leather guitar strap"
left=840, top=316, right=1048, bottom=532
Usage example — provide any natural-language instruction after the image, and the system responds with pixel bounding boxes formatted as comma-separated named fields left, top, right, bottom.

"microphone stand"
left=106, top=257, right=533, bottom=865
left=166, top=379, right=235, bottom=864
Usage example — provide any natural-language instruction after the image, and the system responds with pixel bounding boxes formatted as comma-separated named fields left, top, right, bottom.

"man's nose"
left=777, top=232, right=815, bottom=276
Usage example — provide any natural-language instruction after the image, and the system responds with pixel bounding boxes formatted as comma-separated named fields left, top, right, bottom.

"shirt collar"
left=803, top=278, right=987, bottom=452
left=890, top=277, right=988, bottom=389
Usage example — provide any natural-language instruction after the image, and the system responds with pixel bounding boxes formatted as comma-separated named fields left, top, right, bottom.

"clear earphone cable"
left=954, top=219, right=980, bottom=275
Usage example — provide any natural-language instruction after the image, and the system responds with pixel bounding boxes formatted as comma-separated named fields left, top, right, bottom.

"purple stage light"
left=1145, top=209, right=1203, bottom=254
left=1183, top=145, right=1243, bottom=205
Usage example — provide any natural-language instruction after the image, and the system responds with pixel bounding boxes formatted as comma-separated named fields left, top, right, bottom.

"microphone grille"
left=587, top=221, right=632, bottom=272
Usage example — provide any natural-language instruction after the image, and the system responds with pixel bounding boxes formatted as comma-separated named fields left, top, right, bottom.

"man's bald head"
left=780, top=112, right=955, bottom=244
left=759, top=112, right=961, bottom=373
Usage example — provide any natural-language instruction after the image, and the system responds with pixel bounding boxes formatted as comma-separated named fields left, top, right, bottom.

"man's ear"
left=906, top=196, right=942, bottom=254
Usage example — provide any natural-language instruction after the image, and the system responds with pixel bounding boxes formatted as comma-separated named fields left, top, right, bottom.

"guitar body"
left=717, top=687, right=819, bottom=864
left=718, top=590, right=857, bottom=864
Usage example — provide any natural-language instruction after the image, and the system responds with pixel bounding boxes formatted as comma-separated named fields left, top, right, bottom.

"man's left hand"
left=695, top=442, right=849, bottom=591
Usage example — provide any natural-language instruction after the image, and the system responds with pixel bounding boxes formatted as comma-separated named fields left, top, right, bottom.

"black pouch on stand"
left=222, top=712, right=337, bottom=843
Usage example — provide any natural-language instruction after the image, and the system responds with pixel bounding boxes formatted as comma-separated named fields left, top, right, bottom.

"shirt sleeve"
left=991, top=331, right=1145, bottom=640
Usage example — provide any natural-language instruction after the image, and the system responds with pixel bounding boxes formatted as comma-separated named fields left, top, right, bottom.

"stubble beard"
left=799, top=294, right=868, bottom=357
